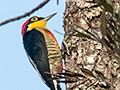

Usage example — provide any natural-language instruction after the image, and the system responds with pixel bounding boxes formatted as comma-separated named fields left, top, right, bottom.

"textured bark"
left=62, top=0, right=120, bottom=90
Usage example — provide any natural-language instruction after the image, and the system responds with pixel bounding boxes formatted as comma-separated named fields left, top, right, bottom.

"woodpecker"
left=21, top=13, right=63, bottom=90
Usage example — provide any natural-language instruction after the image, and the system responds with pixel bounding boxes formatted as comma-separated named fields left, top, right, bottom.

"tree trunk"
left=62, top=0, right=120, bottom=90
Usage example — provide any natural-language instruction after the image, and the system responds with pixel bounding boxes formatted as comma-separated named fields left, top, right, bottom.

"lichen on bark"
left=62, top=0, right=120, bottom=90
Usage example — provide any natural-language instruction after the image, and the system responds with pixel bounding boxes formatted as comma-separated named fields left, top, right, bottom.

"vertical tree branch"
left=62, top=0, right=120, bottom=90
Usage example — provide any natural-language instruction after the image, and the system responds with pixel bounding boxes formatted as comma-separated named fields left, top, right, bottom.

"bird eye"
left=31, top=17, right=38, bottom=21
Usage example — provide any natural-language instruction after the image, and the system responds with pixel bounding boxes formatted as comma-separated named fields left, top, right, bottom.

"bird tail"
left=52, top=80, right=62, bottom=90
left=57, top=83, right=62, bottom=90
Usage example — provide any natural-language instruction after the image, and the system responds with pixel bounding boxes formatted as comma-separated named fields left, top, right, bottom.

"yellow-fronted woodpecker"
left=21, top=13, right=63, bottom=90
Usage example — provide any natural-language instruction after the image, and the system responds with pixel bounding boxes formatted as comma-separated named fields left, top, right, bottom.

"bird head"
left=21, top=13, right=57, bottom=36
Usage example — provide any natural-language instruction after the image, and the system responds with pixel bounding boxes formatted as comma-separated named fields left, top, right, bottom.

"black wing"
left=23, top=29, right=55, bottom=90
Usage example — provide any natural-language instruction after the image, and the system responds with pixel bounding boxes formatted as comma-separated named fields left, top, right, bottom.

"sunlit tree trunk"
left=62, top=0, right=120, bottom=90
